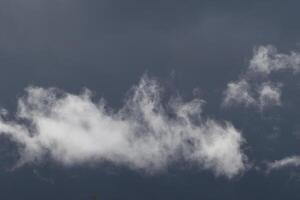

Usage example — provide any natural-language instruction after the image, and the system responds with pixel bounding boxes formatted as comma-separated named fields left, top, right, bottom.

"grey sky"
left=1, top=0, right=300, bottom=199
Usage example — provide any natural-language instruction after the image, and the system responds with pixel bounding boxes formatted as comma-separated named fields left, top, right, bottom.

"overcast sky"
left=1, top=0, right=300, bottom=199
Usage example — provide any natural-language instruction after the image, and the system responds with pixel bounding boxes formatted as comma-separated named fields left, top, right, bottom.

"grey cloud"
left=0, top=75, right=248, bottom=178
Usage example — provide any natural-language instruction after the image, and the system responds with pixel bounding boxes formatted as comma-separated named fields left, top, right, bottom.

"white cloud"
left=0, top=76, right=248, bottom=178
left=267, top=156, right=300, bottom=171
left=223, top=80, right=281, bottom=110
left=222, top=80, right=255, bottom=107
left=223, top=45, right=300, bottom=109
left=249, top=45, right=300, bottom=75
left=258, top=83, right=281, bottom=109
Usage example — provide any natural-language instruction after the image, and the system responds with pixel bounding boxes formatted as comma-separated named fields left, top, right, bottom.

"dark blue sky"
left=0, top=0, right=300, bottom=199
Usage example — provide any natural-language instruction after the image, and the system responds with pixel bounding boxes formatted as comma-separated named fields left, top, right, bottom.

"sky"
left=1, top=0, right=300, bottom=199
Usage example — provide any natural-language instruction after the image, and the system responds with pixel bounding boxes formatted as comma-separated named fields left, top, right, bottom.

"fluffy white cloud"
left=222, top=80, right=255, bottom=107
left=223, top=81, right=281, bottom=109
left=0, top=76, right=248, bottom=178
left=223, top=45, right=299, bottom=109
left=267, top=156, right=300, bottom=171
left=249, top=45, right=300, bottom=75
left=258, top=83, right=281, bottom=109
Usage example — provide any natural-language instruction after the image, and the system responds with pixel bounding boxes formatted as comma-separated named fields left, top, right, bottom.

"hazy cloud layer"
left=223, top=45, right=300, bottom=109
left=0, top=76, right=247, bottom=178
